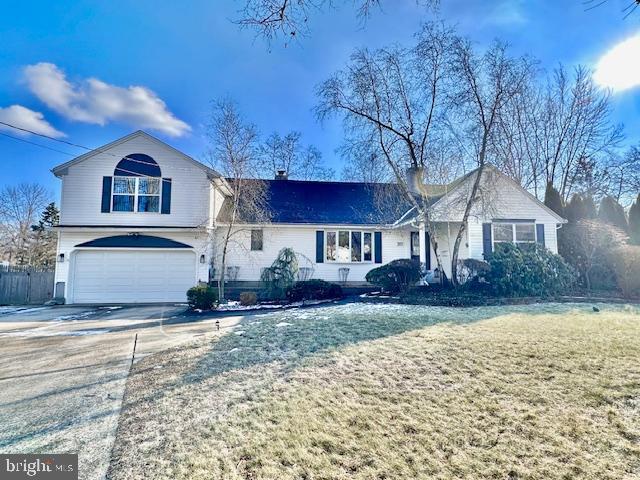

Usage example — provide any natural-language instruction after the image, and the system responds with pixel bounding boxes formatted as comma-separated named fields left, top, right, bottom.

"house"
left=52, top=131, right=566, bottom=304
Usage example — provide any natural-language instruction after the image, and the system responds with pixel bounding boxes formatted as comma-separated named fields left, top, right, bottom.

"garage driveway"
left=0, top=305, right=242, bottom=480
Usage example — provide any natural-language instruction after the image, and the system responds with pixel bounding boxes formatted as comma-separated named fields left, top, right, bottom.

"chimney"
left=406, top=167, right=424, bottom=195
left=275, top=170, right=288, bottom=180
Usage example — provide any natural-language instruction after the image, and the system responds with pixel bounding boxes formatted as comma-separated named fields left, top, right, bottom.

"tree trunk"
left=218, top=222, right=234, bottom=302
left=451, top=164, right=486, bottom=287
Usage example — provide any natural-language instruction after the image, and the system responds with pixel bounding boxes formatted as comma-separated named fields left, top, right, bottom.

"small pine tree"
left=598, top=196, right=628, bottom=232
left=629, top=193, right=640, bottom=245
left=544, top=182, right=564, bottom=217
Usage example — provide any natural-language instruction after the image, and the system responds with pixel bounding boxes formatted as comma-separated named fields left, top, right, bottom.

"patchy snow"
left=234, top=330, right=246, bottom=336
left=275, top=322, right=292, bottom=328
left=55, top=311, right=99, bottom=321
left=0, top=306, right=49, bottom=316
left=229, top=348, right=240, bottom=353
left=99, top=306, right=123, bottom=310
left=1, top=326, right=111, bottom=337
left=215, top=299, right=337, bottom=313
left=217, top=301, right=284, bottom=312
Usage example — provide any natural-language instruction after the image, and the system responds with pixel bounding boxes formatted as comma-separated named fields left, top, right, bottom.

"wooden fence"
left=0, top=266, right=55, bottom=305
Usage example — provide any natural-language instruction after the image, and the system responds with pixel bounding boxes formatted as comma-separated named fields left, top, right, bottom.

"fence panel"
left=0, top=268, right=55, bottom=305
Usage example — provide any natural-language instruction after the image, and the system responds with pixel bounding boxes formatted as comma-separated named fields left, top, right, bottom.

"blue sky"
left=1, top=0, right=639, bottom=201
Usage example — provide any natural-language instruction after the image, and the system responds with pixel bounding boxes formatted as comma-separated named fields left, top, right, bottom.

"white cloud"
left=488, top=0, right=526, bottom=26
left=23, top=63, right=191, bottom=137
left=0, top=105, right=65, bottom=138
left=594, top=33, right=640, bottom=92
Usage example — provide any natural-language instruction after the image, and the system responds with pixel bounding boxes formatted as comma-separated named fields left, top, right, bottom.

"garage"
left=71, top=249, right=197, bottom=304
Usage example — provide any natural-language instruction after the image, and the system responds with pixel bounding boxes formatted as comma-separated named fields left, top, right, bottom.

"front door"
left=410, top=230, right=431, bottom=269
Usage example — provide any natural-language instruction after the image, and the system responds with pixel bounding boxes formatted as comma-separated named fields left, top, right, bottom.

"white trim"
left=491, top=221, right=537, bottom=250
left=324, top=229, right=374, bottom=264
left=428, top=165, right=567, bottom=224
left=68, top=247, right=198, bottom=304
left=51, top=130, right=219, bottom=178
left=111, top=176, right=162, bottom=214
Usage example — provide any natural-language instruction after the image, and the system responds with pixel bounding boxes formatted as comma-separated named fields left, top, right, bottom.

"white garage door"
left=72, top=250, right=196, bottom=303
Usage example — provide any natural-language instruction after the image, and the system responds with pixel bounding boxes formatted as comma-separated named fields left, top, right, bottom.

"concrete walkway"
left=0, top=305, right=241, bottom=480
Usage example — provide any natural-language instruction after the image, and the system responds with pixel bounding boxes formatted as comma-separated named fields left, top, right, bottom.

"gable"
left=52, top=131, right=218, bottom=178
left=430, top=166, right=566, bottom=224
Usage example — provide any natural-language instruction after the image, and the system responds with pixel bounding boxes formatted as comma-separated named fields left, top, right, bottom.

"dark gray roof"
left=216, top=179, right=447, bottom=225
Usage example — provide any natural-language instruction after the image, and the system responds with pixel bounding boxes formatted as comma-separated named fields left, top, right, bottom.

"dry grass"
left=108, top=303, right=640, bottom=480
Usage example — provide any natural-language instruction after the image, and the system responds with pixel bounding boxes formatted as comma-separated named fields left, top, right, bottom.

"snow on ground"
left=215, top=299, right=336, bottom=312
left=0, top=306, right=49, bottom=316
left=54, top=311, right=99, bottom=321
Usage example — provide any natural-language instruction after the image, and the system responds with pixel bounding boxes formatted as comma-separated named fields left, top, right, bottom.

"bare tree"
left=259, top=131, right=335, bottom=180
left=560, top=219, right=626, bottom=291
left=595, top=145, right=640, bottom=205
left=0, top=183, right=50, bottom=266
left=206, top=99, right=271, bottom=300
left=316, top=22, right=456, bottom=275
left=539, top=66, right=623, bottom=201
left=236, top=0, right=438, bottom=44
left=447, top=39, right=535, bottom=285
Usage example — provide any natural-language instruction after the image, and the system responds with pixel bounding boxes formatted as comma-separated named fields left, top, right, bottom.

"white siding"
left=54, top=229, right=212, bottom=301
left=58, top=134, right=213, bottom=228
left=215, top=225, right=412, bottom=283
left=433, top=169, right=562, bottom=255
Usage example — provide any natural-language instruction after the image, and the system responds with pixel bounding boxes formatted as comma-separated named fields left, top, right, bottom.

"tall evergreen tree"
left=598, top=196, right=628, bottom=232
left=565, top=194, right=584, bottom=223
left=629, top=193, right=640, bottom=245
left=29, top=202, right=60, bottom=268
left=544, top=182, right=564, bottom=217
left=582, top=195, right=597, bottom=220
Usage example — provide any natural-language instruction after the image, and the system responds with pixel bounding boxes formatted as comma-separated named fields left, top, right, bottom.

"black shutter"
left=316, top=231, right=324, bottom=263
left=374, top=231, right=382, bottom=263
left=161, top=178, right=172, bottom=214
left=425, top=231, right=431, bottom=270
left=101, top=176, right=112, bottom=213
left=482, top=223, right=492, bottom=258
left=536, top=224, right=545, bottom=247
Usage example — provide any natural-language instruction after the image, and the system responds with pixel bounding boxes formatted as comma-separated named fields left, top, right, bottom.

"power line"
left=0, top=131, right=76, bottom=156
left=0, top=120, right=210, bottom=174
left=0, top=121, right=92, bottom=151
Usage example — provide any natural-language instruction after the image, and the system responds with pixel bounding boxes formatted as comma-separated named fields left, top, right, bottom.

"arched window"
left=112, top=154, right=162, bottom=212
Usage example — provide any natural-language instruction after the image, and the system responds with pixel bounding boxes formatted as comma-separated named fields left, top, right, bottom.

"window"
left=112, top=177, right=160, bottom=213
left=337, top=231, right=350, bottom=262
left=493, top=222, right=536, bottom=248
left=251, top=229, right=263, bottom=251
left=325, top=230, right=374, bottom=263
left=326, top=232, right=336, bottom=261
left=515, top=224, right=535, bottom=243
left=351, top=231, right=362, bottom=262
left=363, top=232, right=372, bottom=262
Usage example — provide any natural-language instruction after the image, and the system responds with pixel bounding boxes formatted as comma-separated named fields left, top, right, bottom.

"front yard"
left=108, top=303, right=640, bottom=479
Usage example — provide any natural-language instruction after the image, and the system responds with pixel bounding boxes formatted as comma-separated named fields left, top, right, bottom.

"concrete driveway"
left=0, top=304, right=241, bottom=480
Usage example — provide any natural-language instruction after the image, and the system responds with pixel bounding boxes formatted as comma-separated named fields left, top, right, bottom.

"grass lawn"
left=108, top=303, right=640, bottom=480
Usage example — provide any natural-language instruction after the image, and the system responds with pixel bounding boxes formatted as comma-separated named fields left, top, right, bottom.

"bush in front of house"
left=239, top=291, right=258, bottom=306
left=483, top=243, right=576, bottom=297
left=365, top=259, right=421, bottom=293
left=286, top=279, right=343, bottom=302
left=186, top=285, right=218, bottom=311
left=261, top=248, right=299, bottom=300
left=456, top=258, right=490, bottom=285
